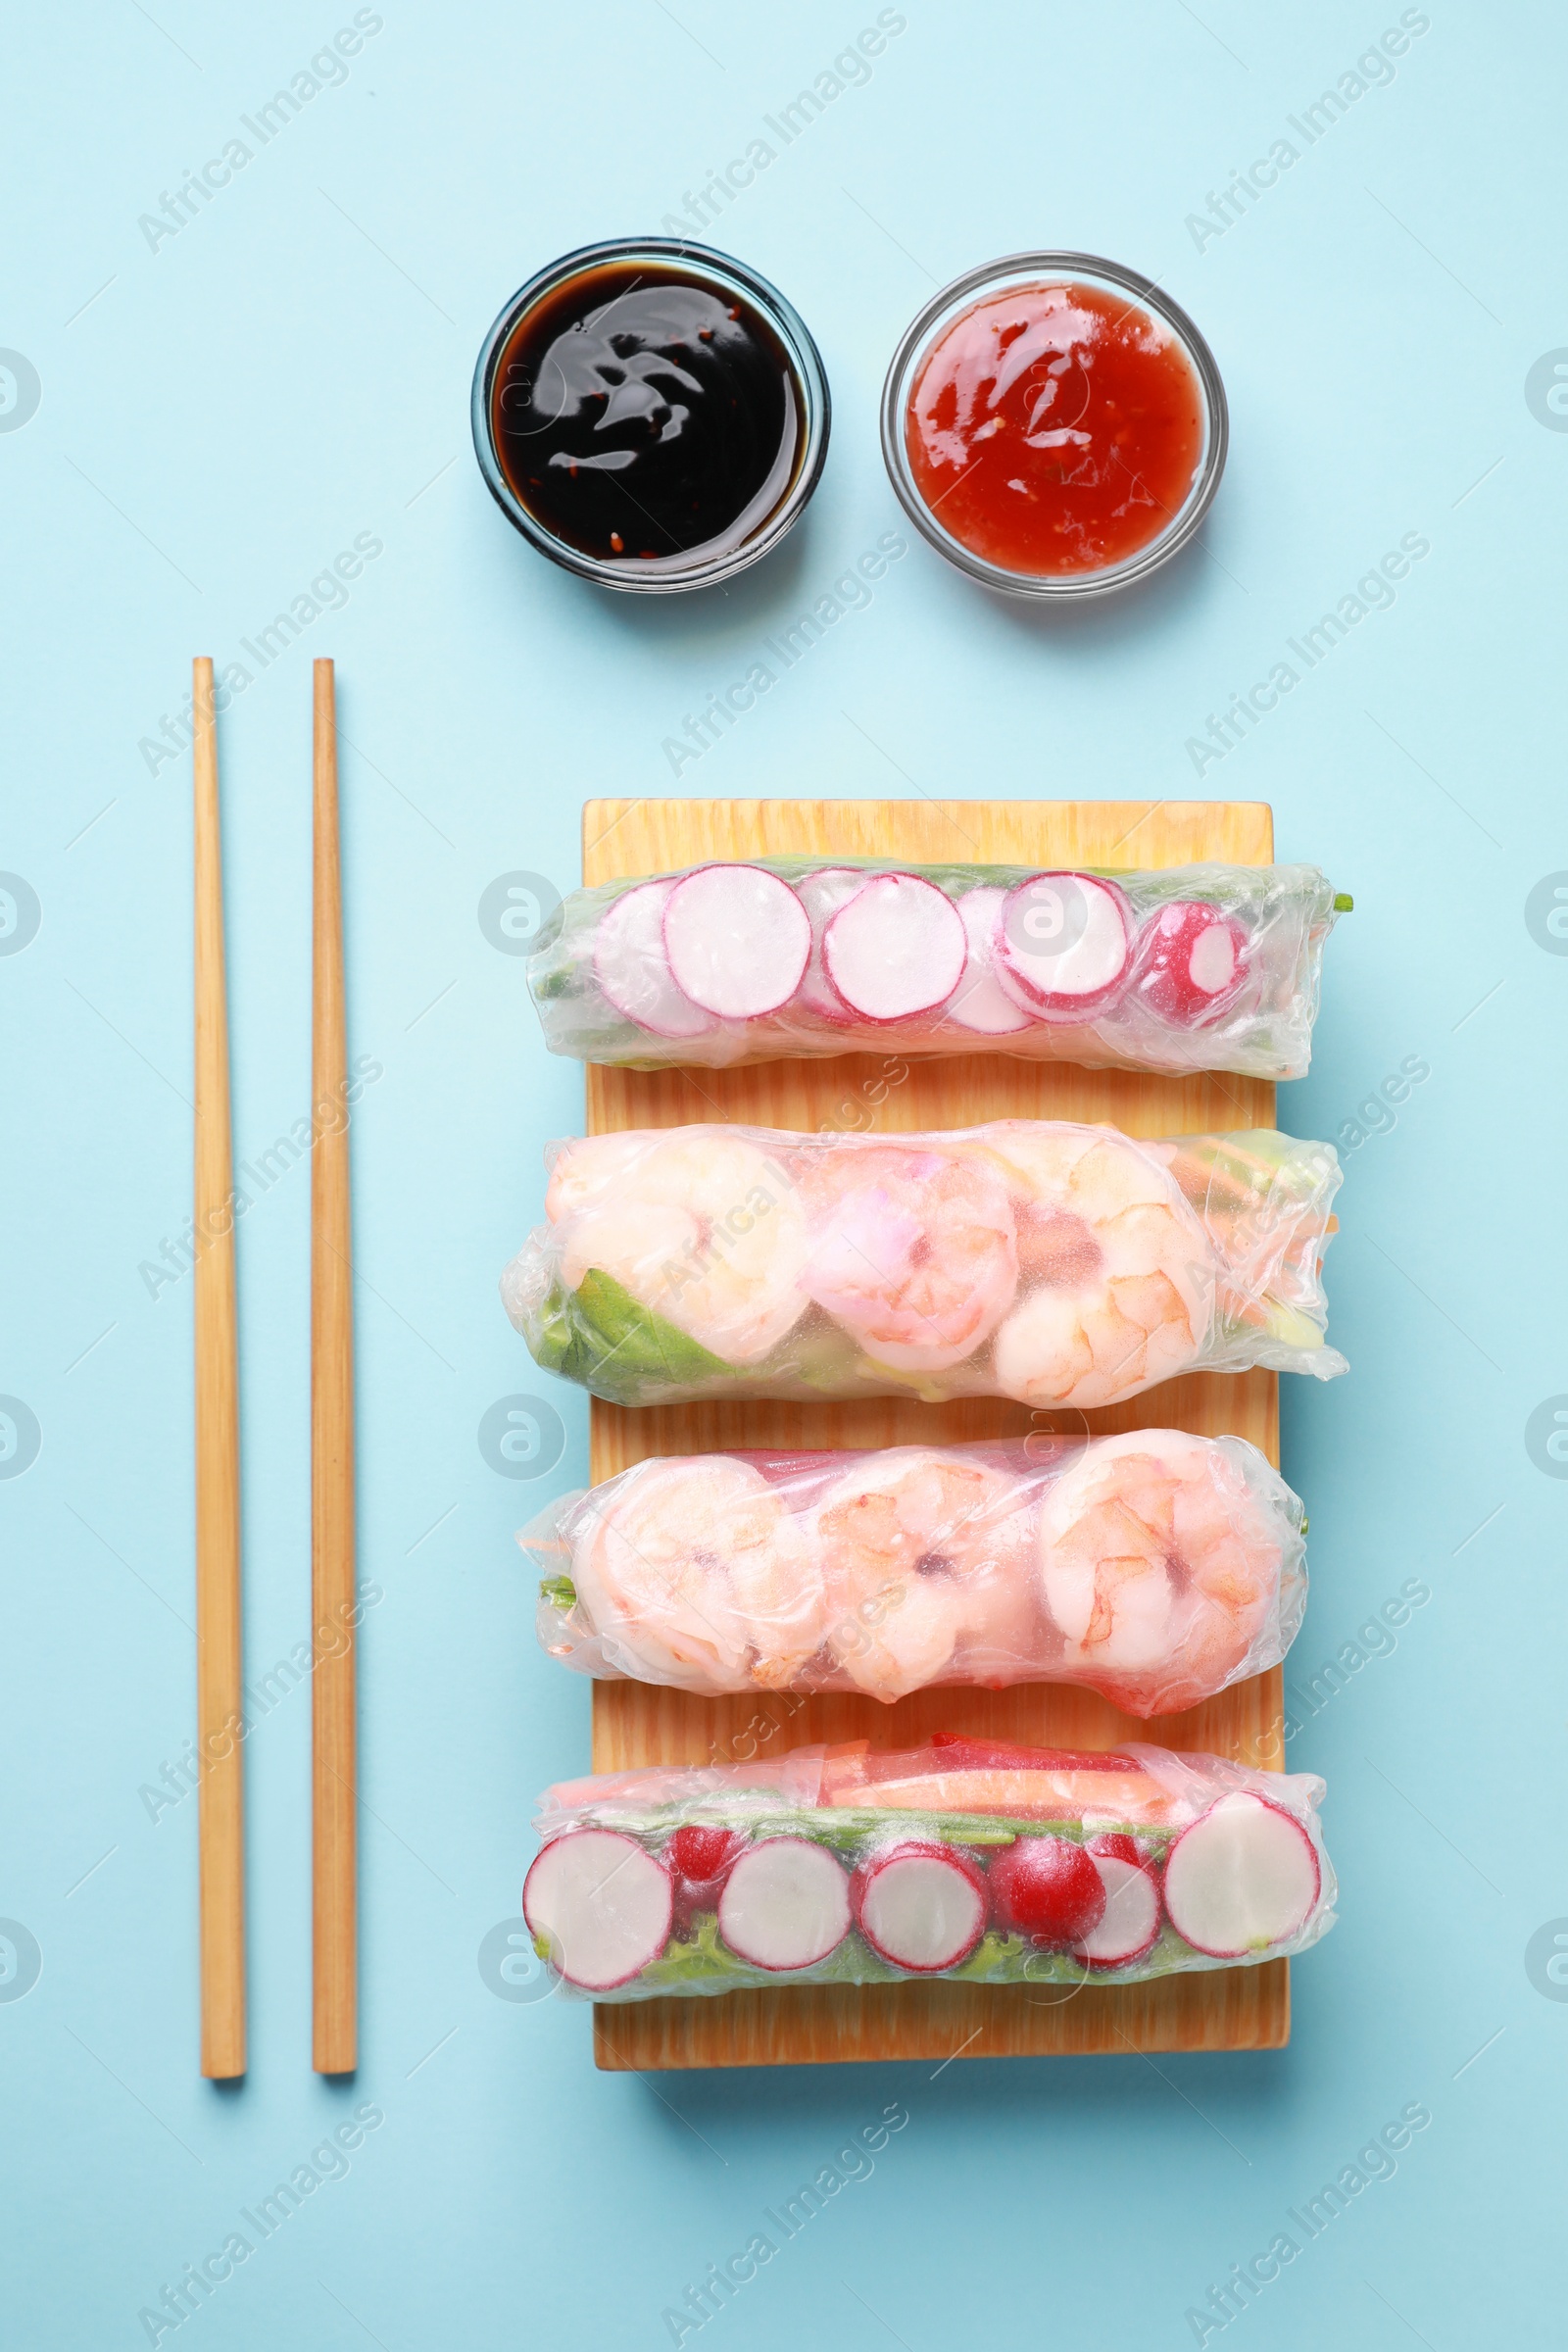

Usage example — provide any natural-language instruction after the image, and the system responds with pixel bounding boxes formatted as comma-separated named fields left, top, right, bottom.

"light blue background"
left=3, top=2, right=1562, bottom=2345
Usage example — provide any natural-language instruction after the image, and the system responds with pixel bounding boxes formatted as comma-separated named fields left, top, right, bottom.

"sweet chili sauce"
left=489, top=261, right=807, bottom=566
left=905, top=280, right=1205, bottom=576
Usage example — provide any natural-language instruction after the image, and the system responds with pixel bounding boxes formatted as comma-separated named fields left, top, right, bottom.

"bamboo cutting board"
left=580, top=799, right=1287, bottom=2069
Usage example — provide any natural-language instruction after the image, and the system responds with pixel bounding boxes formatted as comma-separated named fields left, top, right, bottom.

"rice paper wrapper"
left=526, top=1433, right=1307, bottom=1715
left=527, top=858, right=1344, bottom=1079
left=502, top=1120, right=1346, bottom=1409
left=522, top=1737, right=1337, bottom=2002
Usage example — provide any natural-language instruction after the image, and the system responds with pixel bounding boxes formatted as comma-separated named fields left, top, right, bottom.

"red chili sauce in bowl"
left=905, top=280, right=1205, bottom=579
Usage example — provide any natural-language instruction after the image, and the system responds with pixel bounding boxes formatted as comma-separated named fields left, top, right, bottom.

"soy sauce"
left=490, top=262, right=807, bottom=567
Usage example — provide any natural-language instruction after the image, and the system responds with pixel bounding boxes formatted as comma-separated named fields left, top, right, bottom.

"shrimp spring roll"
left=527, top=1433, right=1306, bottom=1714
left=522, top=1736, right=1336, bottom=1998
left=527, top=858, right=1346, bottom=1078
left=503, top=1121, right=1345, bottom=1409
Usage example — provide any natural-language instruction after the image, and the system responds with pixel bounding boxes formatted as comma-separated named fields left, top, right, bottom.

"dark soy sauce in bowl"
left=473, top=242, right=829, bottom=593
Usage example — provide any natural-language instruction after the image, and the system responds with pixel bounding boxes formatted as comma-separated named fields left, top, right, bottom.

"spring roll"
left=527, top=858, right=1346, bottom=1078
left=528, top=1433, right=1306, bottom=1714
left=504, top=1121, right=1345, bottom=1408
left=522, top=1736, right=1335, bottom=1999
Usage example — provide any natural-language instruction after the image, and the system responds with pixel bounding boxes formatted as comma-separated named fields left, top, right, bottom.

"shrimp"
left=549, top=1130, right=809, bottom=1366
left=987, top=1124, right=1215, bottom=1408
left=545, top=1132, right=648, bottom=1221
left=1035, top=1430, right=1283, bottom=1715
left=572, top=1456, right=827, bottom=1690
left=808, top=1448, right=1035, bottom=1700
left=801, top=1145, right=1018, bottom=1372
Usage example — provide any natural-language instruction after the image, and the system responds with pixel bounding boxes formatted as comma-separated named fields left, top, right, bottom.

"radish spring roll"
left=523, top=1736, right=1336, bottom=1998
left=527, top=1433, right=1306, bottom=1714
left=503, top=1120, right=1345, bottom=1408
left=527, top=858, right=1346, bottom=1078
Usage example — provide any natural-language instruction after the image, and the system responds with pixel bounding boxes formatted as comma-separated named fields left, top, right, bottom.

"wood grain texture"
left=312, top=660, right=358, bottom=2076
left=580, top=800, right=1287, bottom=2069
left=192, top=658, right=246, bottom=2081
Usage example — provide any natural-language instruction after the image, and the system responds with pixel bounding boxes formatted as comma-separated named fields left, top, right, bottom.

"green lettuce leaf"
left=527, top=1283, right=582, bottom=1378
left=538, top=1268, right=737, bottom=1402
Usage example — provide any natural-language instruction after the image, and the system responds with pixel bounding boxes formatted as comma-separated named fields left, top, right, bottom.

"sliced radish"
left=1162, top=1793, right=1320, bottom=1959
left=662, top=864, right=811, bottom=1019
left=717, top=1837, right=851, bottom=1971
left=1131, top=902, right=1249, bottom=1025
left=665, top=1824, right=748, bottom=1935
left=987, top=1835, right=1105, bottom=1949
left=851, top=1842, right=987, bottom=1973
left=1075, top=1843, right=1162, bottom=1970
left=1086, top=1831, right=1142, bottom=1868
left=821, top=872, right=966, bottom=1022
left=795, top=867, right=868, bottom=1019
left=594, top=880, right=713, bottom=1039
left=995, top=873, right=1133, bottom=1020
left=522, top=1829, right=673, bottom=1991
left=666, top=1824, right=746, bottom=1884
left=945, top=886, right=1032, bottom=1035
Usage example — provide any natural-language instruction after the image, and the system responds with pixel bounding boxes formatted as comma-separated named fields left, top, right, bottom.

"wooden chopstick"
left=312, top=657, right=358, bottom=2074
left=192, top=656, right=246, bottom=2080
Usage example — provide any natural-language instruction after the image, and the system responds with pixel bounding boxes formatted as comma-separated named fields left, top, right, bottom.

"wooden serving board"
left=581, top=799, right=1286, bottom=2070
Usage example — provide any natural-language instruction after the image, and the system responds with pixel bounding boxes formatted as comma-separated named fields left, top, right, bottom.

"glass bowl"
left=880, top=251, right=1228, bottom=601
left=472, top=237, right=830, bottom=596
